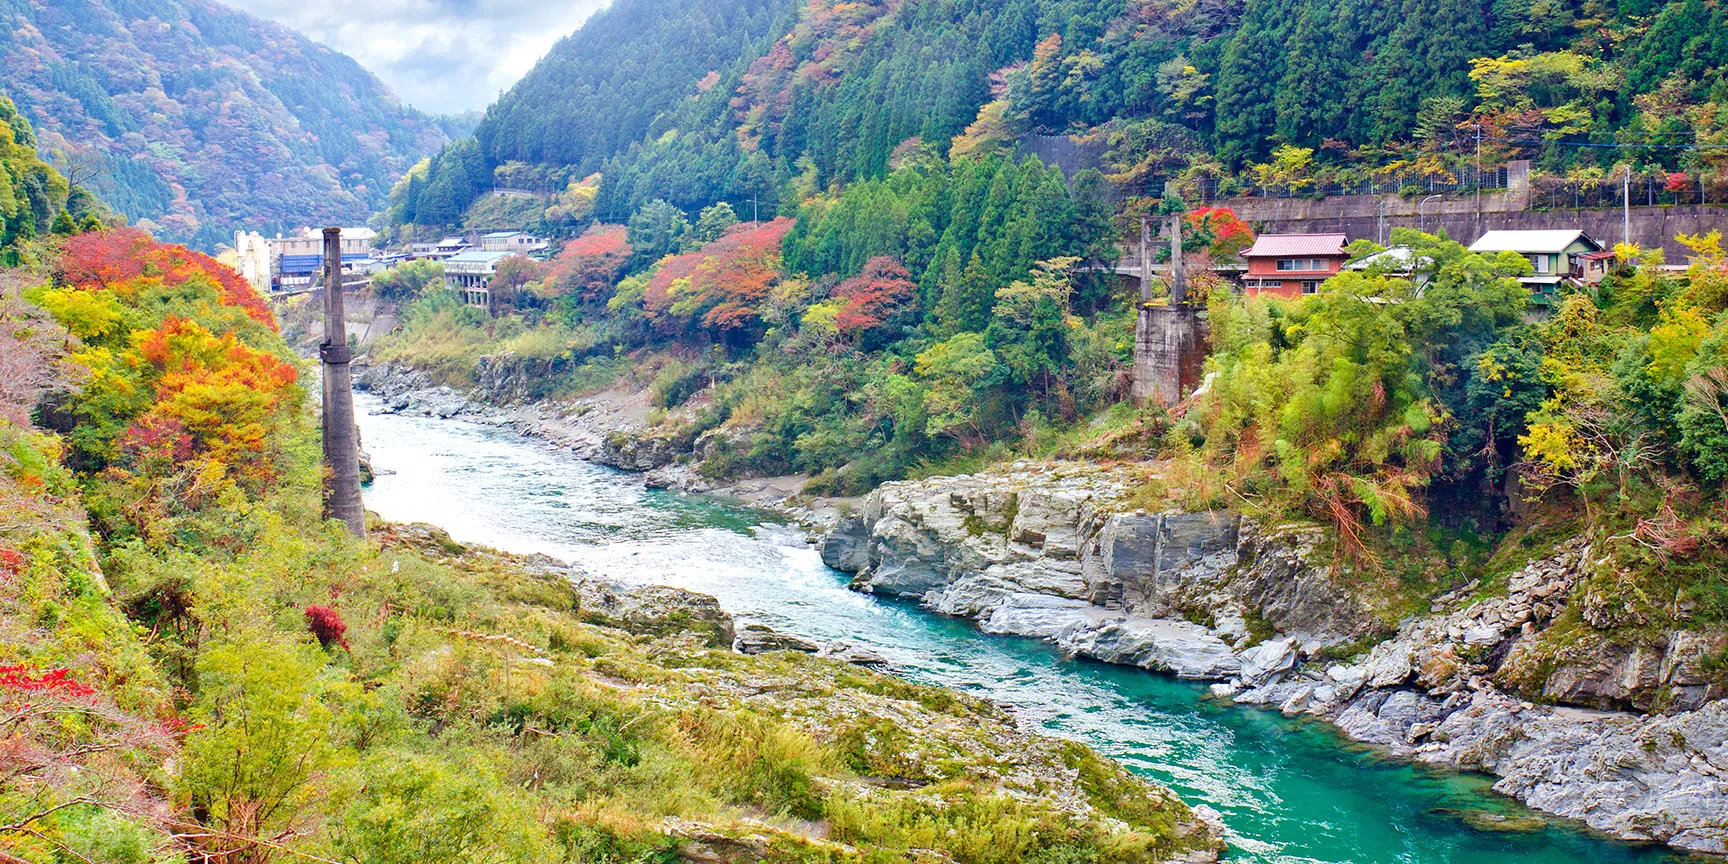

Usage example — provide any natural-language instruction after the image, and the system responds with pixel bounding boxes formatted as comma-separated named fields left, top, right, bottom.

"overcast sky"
left=223, top=0, right=611, bottom=114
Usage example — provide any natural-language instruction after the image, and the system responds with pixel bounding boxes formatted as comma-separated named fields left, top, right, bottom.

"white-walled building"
left=444, top=249, right=514, bottom=310
left=479, top=230, right=548, bottom=254
left=233, top=227, right=375, bottom=291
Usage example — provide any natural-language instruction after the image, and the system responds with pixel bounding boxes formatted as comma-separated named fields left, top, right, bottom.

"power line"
left=1480, top=134, right=1728, bottom=151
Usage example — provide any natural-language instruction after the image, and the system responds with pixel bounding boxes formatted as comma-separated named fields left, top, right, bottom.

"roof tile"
left=1243, top=233, right=1350, bottom=258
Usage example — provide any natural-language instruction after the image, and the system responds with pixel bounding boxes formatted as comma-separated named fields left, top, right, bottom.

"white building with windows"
left=480, top=230, right=549, bottom=254
left=443, top=249, right=513, bottom=310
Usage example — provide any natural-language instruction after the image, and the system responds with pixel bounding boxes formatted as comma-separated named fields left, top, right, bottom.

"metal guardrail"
left=1196, top=165, right=1510, bottom=201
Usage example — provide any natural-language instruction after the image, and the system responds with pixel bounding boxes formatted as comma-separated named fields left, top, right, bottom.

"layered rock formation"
left=821, top=464, right=1728, bottom=855
left=823, top=462, right=1377, bottom=678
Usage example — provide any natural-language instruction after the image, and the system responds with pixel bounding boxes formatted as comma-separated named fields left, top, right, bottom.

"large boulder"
left=572, top=574, right=736, bottom=647
left=733, top=623, right=819, bottom=654
left=819, top=515, right=873, bottom=572
left=1080, top=511, right=1239, bottom=616
left=1418, top=692, right=1728, bottom=855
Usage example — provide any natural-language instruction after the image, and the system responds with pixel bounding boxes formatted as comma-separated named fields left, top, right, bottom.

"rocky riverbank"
left=820, top=463, right=1728, bottom=856
left=352, top=521, right=1232, bottom=863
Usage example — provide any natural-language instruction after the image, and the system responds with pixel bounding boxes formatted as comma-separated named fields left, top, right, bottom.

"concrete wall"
left=1133, top=306, right=1207, bottom=407
left=1227, top=194, right=1728, bottom=259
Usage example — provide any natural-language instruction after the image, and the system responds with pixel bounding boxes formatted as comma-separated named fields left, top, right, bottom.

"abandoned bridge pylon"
left=1129, top=214, right=1208, bottom=408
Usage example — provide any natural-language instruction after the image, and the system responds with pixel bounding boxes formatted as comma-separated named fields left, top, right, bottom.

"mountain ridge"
left=0, top=0, right=463, bottom=248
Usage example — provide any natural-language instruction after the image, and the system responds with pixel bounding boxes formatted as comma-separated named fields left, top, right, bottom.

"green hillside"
left=0, top=96, right=100, bottom=256
left=0, top=0, right=461, bottom=248
left=358, top=0, right=1728, bottom=602
left=394, top=0, right=1728, bottom=231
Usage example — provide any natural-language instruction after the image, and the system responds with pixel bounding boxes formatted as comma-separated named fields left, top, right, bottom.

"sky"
left=222, top=0, right=611, bottom=115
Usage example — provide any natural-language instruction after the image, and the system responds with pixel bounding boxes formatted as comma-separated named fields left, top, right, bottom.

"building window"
left=1277, top=258, right=1327, bottom=272
left=1301, top=281, right=1320, bottom=295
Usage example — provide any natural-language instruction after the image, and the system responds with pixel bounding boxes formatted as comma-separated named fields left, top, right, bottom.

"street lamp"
left=1418, top=194, right=1443, bottom=235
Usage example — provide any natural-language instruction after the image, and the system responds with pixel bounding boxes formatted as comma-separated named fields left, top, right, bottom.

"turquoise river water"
left=354, top=395, right=1692, bottom=864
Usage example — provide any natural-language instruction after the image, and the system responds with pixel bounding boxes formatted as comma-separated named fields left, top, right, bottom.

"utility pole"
left=1622, top=168, right=1630, bottom=246
left=1475, top=123, right=1483, bottom=238
left=752, top=192, right=759, bottom=224
left=1377, top=199, right=1385, bottom=246
left=320, top=227, right=365, bottom=538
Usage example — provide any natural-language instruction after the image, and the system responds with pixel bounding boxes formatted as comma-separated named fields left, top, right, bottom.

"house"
left=1579, top=250, right=1618, bottom=285
left=1467, top=229, right=1604, bottom=303
left=1344, top=245, right=1435, bottom=290
left=1240, top=233, right=1351, bottom=298
left=480, top=230, right=548, bottom=254
left=443, top=249, right=514, bottom=311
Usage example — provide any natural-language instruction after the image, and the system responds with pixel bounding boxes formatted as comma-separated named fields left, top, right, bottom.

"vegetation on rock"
left=0, top=220, right=1220, bottom=864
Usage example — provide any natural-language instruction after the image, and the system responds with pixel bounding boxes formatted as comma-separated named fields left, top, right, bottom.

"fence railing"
left=1192, top=165, right=1728, bottom=210
left=1196, top=165, right=1510, bottom=202
left=1528, top=173, right=1728, bottom=210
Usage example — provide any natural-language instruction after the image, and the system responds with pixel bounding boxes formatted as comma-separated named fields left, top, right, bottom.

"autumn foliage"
left=57, top=228, right=276, bottom=327
left=115, top=317, right=299, bottom=481
left=539, top=225, right=631, bottom=303
left=0, top=664, right=97, bottom=698
left=37, top=226, right=301, bottom=532
left=1184, top=207, right=1255, bottom=259
left=304, top=606, right=350, bottom=650
left=832, top=256, right=918, bottom=350
left=643, top=218, right=793, bottom=339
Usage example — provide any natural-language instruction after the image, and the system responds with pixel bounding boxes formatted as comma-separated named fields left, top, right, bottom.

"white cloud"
left=222, top=0, right=611, bottom=114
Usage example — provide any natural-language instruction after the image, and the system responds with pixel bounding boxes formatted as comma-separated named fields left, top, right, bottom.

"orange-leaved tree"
left=833, top=256, right=918, bottom=351
left=641, top=218, right=793, bottom=343
left=56, top=227, right=276, bottom=328
left=537, top=224, right=631, bottom=303
left=1184, top=207, right=1255, bottom=260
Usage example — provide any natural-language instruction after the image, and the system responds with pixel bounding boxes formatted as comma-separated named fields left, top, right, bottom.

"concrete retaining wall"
left=1225, top=195, right=1727, bottom=259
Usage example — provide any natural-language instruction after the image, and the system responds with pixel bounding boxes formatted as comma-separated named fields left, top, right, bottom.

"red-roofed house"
left=1241, top=233, right=1351, bottom=298
left=1579, top=250, right=1617, bottom=285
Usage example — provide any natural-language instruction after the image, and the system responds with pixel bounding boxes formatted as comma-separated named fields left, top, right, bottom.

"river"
left=354, top=395, right=1685, bottom=864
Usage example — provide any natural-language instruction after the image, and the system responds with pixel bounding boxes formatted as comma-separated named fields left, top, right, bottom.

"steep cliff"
left=821, top=464, right=1728, bottom=854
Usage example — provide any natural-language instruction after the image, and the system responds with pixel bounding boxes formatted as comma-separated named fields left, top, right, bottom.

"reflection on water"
left=356, top=395, right=1683, bottom=864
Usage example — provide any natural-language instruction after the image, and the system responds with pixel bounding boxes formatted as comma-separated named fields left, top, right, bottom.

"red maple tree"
left=833, top=256, right=918, bottom=350
left=643, top=218, right=794, bottom=341
left=304, top=605, right=350, bottom=650
left=57, top=227, right=276, bottom=327
left=1185, top=207, right=1255, bottom=259
left=539, top=225, right=633, bottom=303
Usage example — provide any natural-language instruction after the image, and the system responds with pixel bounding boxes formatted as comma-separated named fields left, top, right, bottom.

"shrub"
left=305, top=605, right=350, bottom=650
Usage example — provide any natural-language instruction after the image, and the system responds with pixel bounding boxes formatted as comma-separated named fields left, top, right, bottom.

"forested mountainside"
left=395, top=0, right=1728, bottom=231
left=388, top=0, right=802, bottom=227
left=0, top=0, right=459, bottom=249
left=371, top=0, right=1728, bottom=518
left=0, top=97, right=103, bottom=254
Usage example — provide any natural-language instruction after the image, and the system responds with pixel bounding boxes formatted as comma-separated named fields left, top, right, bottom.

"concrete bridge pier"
left=1132, top=305, right=1207, bottom=407
left=1130, top=214, right=1209, bottom=408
